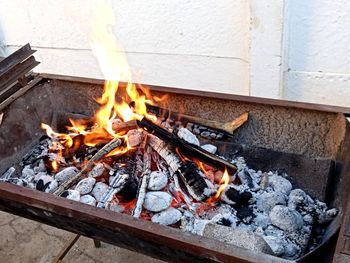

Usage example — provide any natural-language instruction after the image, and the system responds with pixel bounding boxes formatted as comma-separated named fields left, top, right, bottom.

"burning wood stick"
left=146, top=103, right=248, bottom=135
left=133, top=145, right=152, bottom=218
left=138, top=117, right=237, bottom=174
left=147, top=134, right=215, bottom=201
left=53, top=138, right=122, bottom=196
left=112, top=119, right=138, bottom=134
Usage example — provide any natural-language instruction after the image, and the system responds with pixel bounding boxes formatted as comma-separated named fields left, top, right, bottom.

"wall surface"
left=0, top=1, right=349, bottom=107
left=0, top=0, right=250, bottom=95
left=283, top=0, right=350, bottom=107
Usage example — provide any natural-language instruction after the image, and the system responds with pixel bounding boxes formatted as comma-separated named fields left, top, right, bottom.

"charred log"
left=133, top=145, right=152, bottom=218
left=147, top=134, right=214, bottom=201
left=138, top=117, right=237, bottom=175
left=177, top=161, right=215, bottom=201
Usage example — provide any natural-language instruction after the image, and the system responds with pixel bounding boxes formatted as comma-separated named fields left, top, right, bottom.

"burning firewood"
left=53, top=137, right=122, bottom=196
left=147, top=134, right=215, bottom=201
left=133, top=145, right=152, bottom=218
left=138, top=117, right=237, bottom=174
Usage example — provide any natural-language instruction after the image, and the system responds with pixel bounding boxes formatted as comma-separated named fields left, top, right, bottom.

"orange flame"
left=41, top=1, right=158, bottom=155
left=51, top=160, right=58, bottom=172
left=207, top=169, right=230, bottom=203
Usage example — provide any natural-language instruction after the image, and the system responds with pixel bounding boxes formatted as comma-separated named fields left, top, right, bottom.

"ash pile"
left=1, top=114, right=337, bottom=260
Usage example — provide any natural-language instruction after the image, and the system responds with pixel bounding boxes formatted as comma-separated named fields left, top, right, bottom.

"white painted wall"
left=0, top=0, right=250, bottom=95
left=282, top=0, right=350, bottom=107
left=0, top=1, right=350, bottom=107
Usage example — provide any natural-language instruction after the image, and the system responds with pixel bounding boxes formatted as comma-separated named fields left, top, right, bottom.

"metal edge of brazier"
left=0, top=183, right=292, bottom=263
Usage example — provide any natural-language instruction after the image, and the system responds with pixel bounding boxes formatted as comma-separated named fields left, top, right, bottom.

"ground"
left=0, top=211, right=164, bottom=263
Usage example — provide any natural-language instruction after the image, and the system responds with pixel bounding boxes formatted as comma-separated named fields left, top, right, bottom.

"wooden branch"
left=138, top=118, right=237, bottom=175
left=53, top=138, right=122, bottom=196
left=133, top=145, right=152, bottom=218
left=146, top=103, right=248, bottom=135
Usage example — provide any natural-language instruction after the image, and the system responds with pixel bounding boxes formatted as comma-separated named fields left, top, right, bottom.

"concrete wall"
left=0, top=1, right=349, bottom=106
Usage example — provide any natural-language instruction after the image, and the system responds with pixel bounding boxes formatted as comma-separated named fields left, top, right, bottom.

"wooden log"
left=147, top=134, right=215, bottom=201
left=112, top=120, right=138, bottom=134
left=133, top=145, right=152, bottom=218
left=145, top=103, right=248, bottom=135
left=138, top=118, right=237, bottom=175
left=53, top=138, right=122, bottom=196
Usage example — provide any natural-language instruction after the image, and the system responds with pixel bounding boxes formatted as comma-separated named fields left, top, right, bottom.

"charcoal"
left=106, top=202, right=125, bottom=213
left=192, top=128, right=200, bottom=135
left=147, top=171, right=168, bottom=191
left=151, top=207, right=182, bottom=225
left=80, top=195, right=96, bottom=206
left=143, top=191, right=172, bottom=212
left=22, top=166, right=35, bottom=179
left=117, top=174, right=138, bottom=201
left=44, top=180, right=59, bottom=193
left=177, top=128, right=200, bottom=146
left=201, top=144, right=217, bottom=154
left=21, top=138, right=51, bottom=166
left=36, top=175, right=54, bottom=191
left=236, top=206, right=254, bottom=223
left=61, top=189, right=80, bottom=201
left=75, top=177, right=96, bottom=195
left=55, top=167, right=79, bottom=183
left=92, top=182, right=109, bottom=202
left=237, top=169, right=260, bottom=191
left=200, top=131, right=211, bottom=139
left=269, top=174, right=292, bottom=195
left=88, top=163, right=105, bottom=178
left=178, top=162, right=215, bottom=201
left=185, top=122, right=194, bottom=131
left=256, top=191, right=287, bottom=213
left=221, top=186, right=252, bottom=206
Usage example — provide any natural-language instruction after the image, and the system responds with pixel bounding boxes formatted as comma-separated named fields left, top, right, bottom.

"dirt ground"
left=0, top=211, right=164, bottom=263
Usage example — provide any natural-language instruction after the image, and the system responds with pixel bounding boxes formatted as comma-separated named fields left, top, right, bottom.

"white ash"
left=177, top=128, right=200, bottom=146
left=143, top=191, right=172, bottom=212
left=152, top=207, right=182, bottom=225
left=255, top=191, right=287, bottom=213
left=33, top=160, right=47, bottom=174
left=269, top=174, right=292, bottom=195
left=203, top=224, right=274, bottom=255
left=201, top=144, right=217, bottom=154
left=147, top=171, right=168, bottom=191
left=75, top=177, right=96, bottom=195
left=55, top=167, right=79, bottom=183
left=62, top=189, right=80, bottom=201
left=269, top=205, right=304, bottom=232
left=92, top=182, right=109, bottom=202
left=88, top=163, right=105, bottom=178
left=1, top=167, right=16, bottom=180
left=80, top=195, right=97, bottom=206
